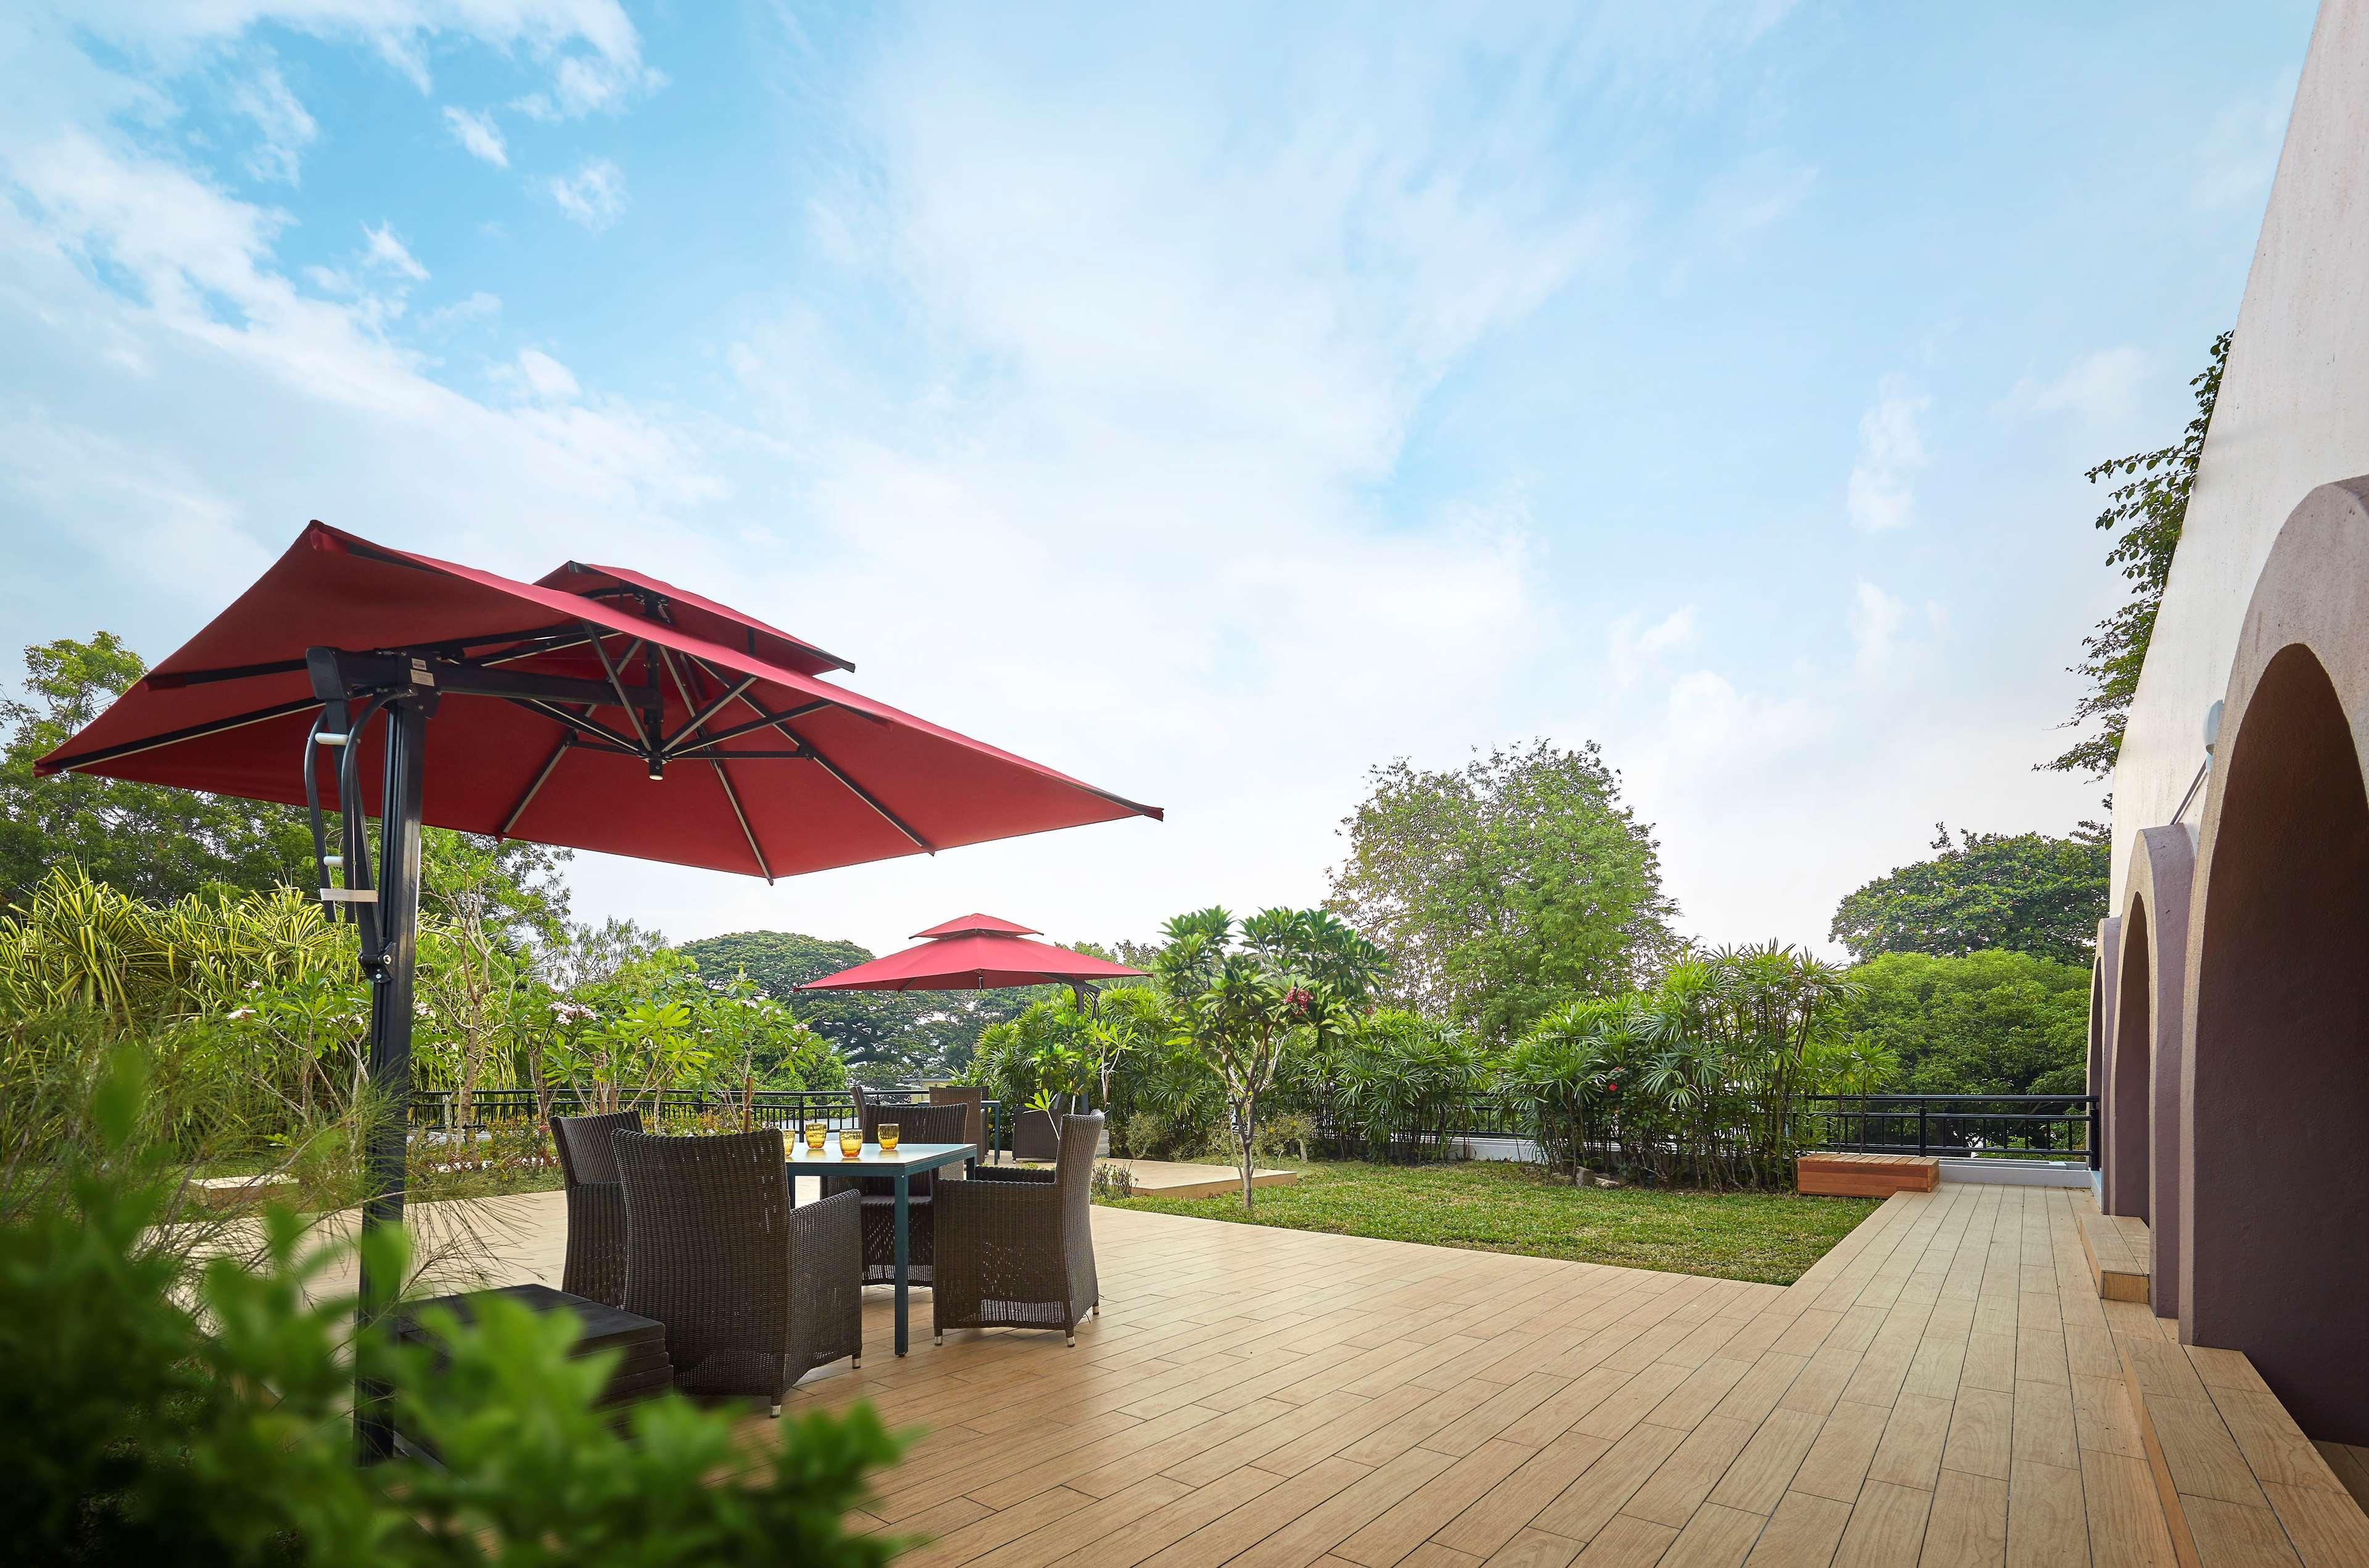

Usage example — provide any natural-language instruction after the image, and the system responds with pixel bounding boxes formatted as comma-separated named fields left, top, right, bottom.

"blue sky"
left=0, top=1, right=2318, bottom=958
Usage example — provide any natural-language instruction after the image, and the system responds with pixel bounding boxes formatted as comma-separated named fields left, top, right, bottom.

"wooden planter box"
left=1796, top=1151, right=1939, bottom=1197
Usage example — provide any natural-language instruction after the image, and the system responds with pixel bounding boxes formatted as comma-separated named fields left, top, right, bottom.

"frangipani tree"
left=1156, top=906, right=1350, bottom=1211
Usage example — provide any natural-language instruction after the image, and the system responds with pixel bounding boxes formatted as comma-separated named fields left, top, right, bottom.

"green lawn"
left=1098, top=1158, right=1879, bottom=1285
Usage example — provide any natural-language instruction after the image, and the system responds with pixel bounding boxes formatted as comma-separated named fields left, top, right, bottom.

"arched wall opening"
left=2186, top=642, right=2369, bottom=1442
left=2124, top=827, right=2194, bottom=1320
left=2108, top=900, right=2152, bottom=1221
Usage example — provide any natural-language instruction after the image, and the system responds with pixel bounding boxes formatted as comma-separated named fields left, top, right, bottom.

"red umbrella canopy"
left=36, top=521, right=1160, bottom=880
left=798, top=915, right=1145, bottom=992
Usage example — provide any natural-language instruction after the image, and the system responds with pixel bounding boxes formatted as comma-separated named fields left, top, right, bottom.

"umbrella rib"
left=659, top=674, right=758, bottom=754
left=669, top=703, right=826, bottom=751
left=39, top=696, right=325, bottom=774
left=508, top=698, right=640, bottom=752
left=685, top=654, right=933, bottom=852
left=141, top=623, right=578, bottom=691
left=498, top=734, right=573, bottom=838
left=658, top=650, right=773, bottom=883
left=586, top=626, right=652, bottom=751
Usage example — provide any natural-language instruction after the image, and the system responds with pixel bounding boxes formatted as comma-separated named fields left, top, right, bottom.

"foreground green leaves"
left=0, top=1052, right=904, bottom=1567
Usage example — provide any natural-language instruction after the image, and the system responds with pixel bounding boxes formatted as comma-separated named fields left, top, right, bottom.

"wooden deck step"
left=2115, top=1335, right=2369, bottom=1566
left=2079, top=1210, right=2153, bottom=1303
left=1795, top=1150, right=1938, bottom=1196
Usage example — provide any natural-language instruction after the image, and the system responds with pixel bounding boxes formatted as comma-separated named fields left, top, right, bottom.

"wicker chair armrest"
left=792, top=1185, right=864, bottom=1252
left=938, top=1171, right=1059, bottom=1218
left=970, top=1165, right=1057, bottom=1186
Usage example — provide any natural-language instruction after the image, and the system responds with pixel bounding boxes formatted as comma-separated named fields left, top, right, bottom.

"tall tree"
left=1, top=633, right=315, bottom=903
left=2043, top=331, right=2230, bottom=783
left=677, top=931, right=916, bottom=1067
left=1834, top=951, right=2089, bottom=1096
left=1829, top=823, right=2110, bottom=968
left=1326, top=740, right=1677, bottom=1041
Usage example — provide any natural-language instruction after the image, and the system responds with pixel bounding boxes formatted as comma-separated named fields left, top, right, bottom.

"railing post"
left=2089, top=1095, right=2101, bottom=1171
left=1917, top=1100, right=1929, bottom=1158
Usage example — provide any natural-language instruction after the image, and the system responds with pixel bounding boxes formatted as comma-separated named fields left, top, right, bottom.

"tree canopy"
left=1326, top=740, right=1677, bottom=1042
left=675, top=928, right=1077, bottom=1078
left=1828, top=823, right=2109, bottom=968
left=3, top=633, right=573, bottom=935
left=2, top=633, right=316, bottom=904
left=1832, top=951, right=2088, bottom=1096
left=2043, top=331, right=2228, bottom=785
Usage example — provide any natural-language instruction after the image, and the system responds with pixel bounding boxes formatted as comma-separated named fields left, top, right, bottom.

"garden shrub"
left=0, top=1051, right=904, bottom=1567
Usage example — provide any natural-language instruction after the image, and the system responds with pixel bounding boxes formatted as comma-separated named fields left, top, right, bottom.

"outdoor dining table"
left=787, top=1139, right=975, bottom=1356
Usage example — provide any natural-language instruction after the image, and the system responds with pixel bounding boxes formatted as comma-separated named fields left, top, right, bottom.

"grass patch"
left=1098, top=1158, right=1879, bottom=1285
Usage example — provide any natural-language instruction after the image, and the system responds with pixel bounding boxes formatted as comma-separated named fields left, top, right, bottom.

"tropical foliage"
left=0, top=867, right=847, bottom=1198
left=1503, top=943, right=1860, bottom=1188
left=1327, top=740, right=1679, bottom=1041
left=1, top=1050, right=900, bottom=1567
left=1831, top=950, right=2088, bottom=1096
left=1828, top=822, right=2110, bottom=968
left=2043, top=331, right=2230, bottom=784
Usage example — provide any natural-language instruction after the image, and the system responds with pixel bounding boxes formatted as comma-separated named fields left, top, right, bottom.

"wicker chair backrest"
left=928, top=1085, right=986, bottom=1158
left=860, top=1100, right=969, bottom=1147
left=1056, top=1113, right=1103, bottom=1314
left=613, top=1130, right=792, bottom=1388
left=551, top=1109, right=643, bottom=1187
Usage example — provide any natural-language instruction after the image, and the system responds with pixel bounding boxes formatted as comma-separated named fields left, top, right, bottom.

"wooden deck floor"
left=393, top=1182, right=2326, bottom=1566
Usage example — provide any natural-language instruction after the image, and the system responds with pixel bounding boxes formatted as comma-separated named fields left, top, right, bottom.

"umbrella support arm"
left=304, top=650, right=431, bottom=1465
left=350, top=694, right=425, bottom=1463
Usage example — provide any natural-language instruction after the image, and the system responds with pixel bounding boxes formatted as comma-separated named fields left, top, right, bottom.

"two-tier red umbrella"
left=38, top=520, right=1160, bottom=1453
left=795, top=913, right=1145, bottom=992
left=799, top=915, right=1146, bottom=1162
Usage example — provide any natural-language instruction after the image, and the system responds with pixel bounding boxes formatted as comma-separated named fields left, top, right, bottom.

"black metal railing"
left=1306, top=1092, right=2099, bottom=1170
left=1796, top=1094, right=2098, bottom=1167
left=410, top=1086, right=1006, bottom=1157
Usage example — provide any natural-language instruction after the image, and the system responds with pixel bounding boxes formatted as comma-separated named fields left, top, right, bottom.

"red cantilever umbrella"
left=796, top=913, right=1146, bottom=992
left=38, top=522, right=1160, bottom=875
left=37, top=520, right=1160, bottom=1452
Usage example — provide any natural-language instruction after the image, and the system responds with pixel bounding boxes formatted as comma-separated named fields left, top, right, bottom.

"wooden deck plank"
left=324, top=1174, right=2369, bottom=1568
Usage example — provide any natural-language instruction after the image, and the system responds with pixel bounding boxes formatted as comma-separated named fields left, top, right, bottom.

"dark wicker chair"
left=613, top=1129, right=864, bottom=1414
left=933, top=1112, right=1102, bottom=1347
left=823, top=1100, right=971, bottom=1285
left=550, top=1110, right=641, bottom=1308
left=929, top=1085, right=988, bottom=1163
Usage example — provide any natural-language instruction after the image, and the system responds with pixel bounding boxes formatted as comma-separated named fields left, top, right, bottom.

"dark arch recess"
left=2186, top=643, right=2369, bottom=1442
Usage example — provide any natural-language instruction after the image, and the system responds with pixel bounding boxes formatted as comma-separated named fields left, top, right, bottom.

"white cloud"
left=1846, top=373, right=1929, bottom=532
left=548, top=157, right=626, bottom=229
left=1697, top=151, right=1817, bottom=243
left=361, top=221, right=428, bottom=280
left=2004, top=345, right=2146, bottom=427
left=2193, top=70, right=2298, bottom=210
left=441, top=105, right=507, bottom=167
left=420, top=290, right=500, bottom=331
left=229, top=59, right=316, bottom=184
left=1608, top=606, right=1697, bottom=686
left=1848, top=579, right=1909, bottom=673
left=65, top=0, right=659, bottom=117
left=509, top=347, right=579, bottom=402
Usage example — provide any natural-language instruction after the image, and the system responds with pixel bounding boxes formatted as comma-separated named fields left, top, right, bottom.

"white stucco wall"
left=2111, top=0, right=2369, bottom=907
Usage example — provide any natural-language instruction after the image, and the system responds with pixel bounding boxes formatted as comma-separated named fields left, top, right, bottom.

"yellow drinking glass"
left=803, top=1121, right=827, bottom=1152
left=878, top=1122, right=900, bottom=1153
left=839, top=1127, right=862, bottom=1158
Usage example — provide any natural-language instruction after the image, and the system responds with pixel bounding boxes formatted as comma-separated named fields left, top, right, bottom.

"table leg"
left=893, top=1171, right=910, bottom=1356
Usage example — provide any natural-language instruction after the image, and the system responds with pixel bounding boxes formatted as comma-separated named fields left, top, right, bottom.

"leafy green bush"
left=1330, top=1010, right=1489, bottom=1162
left=1500, top=944, right=1859, bottom=1189
left=0, top=1053, right=904, bottom=1566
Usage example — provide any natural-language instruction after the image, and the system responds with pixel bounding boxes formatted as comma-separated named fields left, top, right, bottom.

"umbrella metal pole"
left=354, top=696, right=428, bottom=1463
